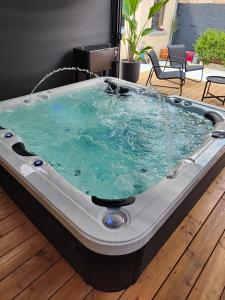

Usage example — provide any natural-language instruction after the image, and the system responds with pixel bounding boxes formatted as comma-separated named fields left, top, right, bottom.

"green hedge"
left=194, top=28, right=225, bottom=66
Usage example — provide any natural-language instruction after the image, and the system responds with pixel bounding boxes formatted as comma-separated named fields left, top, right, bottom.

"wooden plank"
left=220, top=288, right=225, bottom=300
left=120, top=170, right=225, bottom=300
left=85, top=290, right=124, bottom=300
left=0, top=232, right=48, bottom=280
left=0, top=211, right=27, bottom=237
left=0, top=193, right=11, bottom=207
left=188, top=232, right=225, bottom=300
left=15, top=259, right=75, bottom=300
left=0, top=201, right=19, bottom=221
left=0, top=244, right=61, bottom=300
left=0, top=221, right=38, bottom=258
left=0, top=231, right=45, bottom=267
left=188, top=171, right=225, bottom=224
left=154, top=196, right=225, bottom=300
left=220, top=232, right=225, bottom=249
left=120, top=215, right=200, bottom=300
left=50, top=273, right=92, bottom=300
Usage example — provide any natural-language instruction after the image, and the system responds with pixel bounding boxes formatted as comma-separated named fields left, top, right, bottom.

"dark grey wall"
left=0, top=0, right=111, bottom=100
left=173, top=3, right=225, bottom=50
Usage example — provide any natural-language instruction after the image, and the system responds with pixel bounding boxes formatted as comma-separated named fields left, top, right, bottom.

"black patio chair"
left=167, top=44, right=204, bottom=82
left=146, top=50, right=185, bottom=96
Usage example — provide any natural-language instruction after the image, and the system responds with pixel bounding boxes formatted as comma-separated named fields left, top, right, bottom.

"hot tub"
left=0, top=77, right=225, bottom=291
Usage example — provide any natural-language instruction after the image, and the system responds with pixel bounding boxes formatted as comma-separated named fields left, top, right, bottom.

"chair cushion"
left=186, top=64, right=204, bottom=71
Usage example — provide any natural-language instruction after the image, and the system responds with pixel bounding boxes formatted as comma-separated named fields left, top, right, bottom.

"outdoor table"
left=202, top=76, right=225, bottom=105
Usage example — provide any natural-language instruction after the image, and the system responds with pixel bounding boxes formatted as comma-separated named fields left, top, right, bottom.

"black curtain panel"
left=0, top=0, right=121, bottom=100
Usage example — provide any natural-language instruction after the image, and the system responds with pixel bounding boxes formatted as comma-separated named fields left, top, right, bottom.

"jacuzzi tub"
left=0, top=77, right=225, bottom=291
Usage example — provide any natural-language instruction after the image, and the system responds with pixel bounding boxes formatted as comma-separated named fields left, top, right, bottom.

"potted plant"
left=194, top=28, right=225, bottom=67
left=121, top=0, right=169, bottom=82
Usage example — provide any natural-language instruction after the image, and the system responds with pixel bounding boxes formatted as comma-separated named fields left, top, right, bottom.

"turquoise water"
left=0, top=83, right=213, bottom=199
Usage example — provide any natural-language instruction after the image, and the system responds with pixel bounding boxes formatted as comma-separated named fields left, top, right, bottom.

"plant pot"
left=120, top=60, right=141, bottom=83
left=160, top=48, right=168, bottom=60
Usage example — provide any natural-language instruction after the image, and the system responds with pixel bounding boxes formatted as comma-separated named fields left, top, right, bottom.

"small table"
left=202, top=76, right=225, bottom=105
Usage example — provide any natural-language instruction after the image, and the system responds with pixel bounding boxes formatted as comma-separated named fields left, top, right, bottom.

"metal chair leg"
left=163, top=58, right=169, bottom=72
left=149, top=68, right=154, bottom=85
left=207, top=81, right=211, bottom=94
left=145, top=68, right=152, bottom=86
left=146, top=68, right=154, bottom=86
left=202, top=80, right=209, bottom=101
left=179, top=79, right=184, bottom=96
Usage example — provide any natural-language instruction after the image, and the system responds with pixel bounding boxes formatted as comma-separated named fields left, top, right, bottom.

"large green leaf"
left=141, top=46, right=152, bottom=51
left=141, top=28, right=153, bottom=37
left=148, top=0, right=169, bottom=19
left=123, top=12, right=137, bottom=32
left=123, top=0, right=143, bottom=17
left=134, top=45, right=152, bottom=59
left=135, top=56, right=144, bottom=61
left=136, top=46, right=152, bottom=56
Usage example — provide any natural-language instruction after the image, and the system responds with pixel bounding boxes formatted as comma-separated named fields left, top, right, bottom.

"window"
left=151, top=0, right=165, bottom=31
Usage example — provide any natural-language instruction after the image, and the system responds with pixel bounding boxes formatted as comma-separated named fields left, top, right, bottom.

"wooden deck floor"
left=0, top=76, right=225, bottom=300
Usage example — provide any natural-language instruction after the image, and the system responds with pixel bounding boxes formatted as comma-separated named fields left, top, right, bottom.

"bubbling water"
left=0, top=82, right=213, bottom=199
left=25, top=67, right=179, bottom=185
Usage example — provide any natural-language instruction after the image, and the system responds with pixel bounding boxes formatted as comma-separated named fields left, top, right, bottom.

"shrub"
left=194, top=28, right=225, bottom=66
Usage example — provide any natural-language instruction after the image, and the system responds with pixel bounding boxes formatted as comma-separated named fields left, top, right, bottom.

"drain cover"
left=103, top=213, right=126, bottom=229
